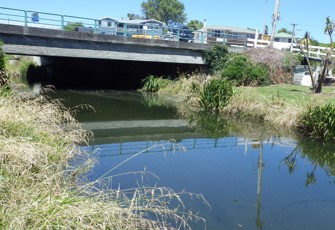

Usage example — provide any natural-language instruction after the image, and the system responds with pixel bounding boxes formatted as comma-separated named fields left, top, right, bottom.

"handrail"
left=0, top=6, right=251, bottom=46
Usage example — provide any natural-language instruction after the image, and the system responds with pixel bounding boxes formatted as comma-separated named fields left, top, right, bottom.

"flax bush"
left=298, top=103, right=335, bottom=141
left=200, top=78, right=235, bottom=112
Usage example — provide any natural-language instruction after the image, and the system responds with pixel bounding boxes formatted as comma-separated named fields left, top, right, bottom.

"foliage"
left=277, top=27, right=292, bottom=34
left=200, top=78, right=235, bottom=112
left=5, top=56, right=37, bottom=85
left=189, top=111, right=231, bottom=138
left=141, top=0, right=187, bottom=24
left=203, top=44, right=229, bottom=73
left=64, top=22, right=84, bottom=31
left=141, top=75, right=173, bottom=93
left=127, top=13, right=143, bottom=20
left=324, top=16, right=334, bottom=47
left=221, top=54, right=270, bottom=86
left=187, top=19, right=204, bottom=30
left=298, top=103, right=335, bottom=141
left=244, top=48, right=300, bottom=84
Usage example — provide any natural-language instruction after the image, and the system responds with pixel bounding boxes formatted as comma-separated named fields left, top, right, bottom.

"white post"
left=254, top=28, right=259, bottom=48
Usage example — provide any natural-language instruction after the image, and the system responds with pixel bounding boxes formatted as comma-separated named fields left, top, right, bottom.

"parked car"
left=167, top=25, right=194, bottom=43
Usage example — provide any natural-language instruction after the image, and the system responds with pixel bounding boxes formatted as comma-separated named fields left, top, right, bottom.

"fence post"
left=61, top=15, right=64, bottom=30
left=24, top=10, right=28, bottom=26
left=94, top=19, right=97, bottom=32
left=124, top=23, right=127, bottom=37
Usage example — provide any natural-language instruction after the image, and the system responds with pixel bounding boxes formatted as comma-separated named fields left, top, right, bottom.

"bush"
left=298, top=103, right=335, bottom=141
left=221, top=54, right=270, bottom=86
left=203, top=44, right=229, bottom=73
left=244, top=48, right=300, bottom=84
left=141, top=75, right=173, bottom=93
left=200, top=78, right=235, bottom=112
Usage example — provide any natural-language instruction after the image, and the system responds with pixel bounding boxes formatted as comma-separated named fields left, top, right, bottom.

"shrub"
left=298, top=103, right=335, bottom=141
left=141, top=75, right=173, bottom=93
left=244, top=48, right=300, bottom=84
left=203, top=44, right=229, bottom=73
left=221, top=54, right=270, bottom=86
left=200, top=78, right=235, bottom=112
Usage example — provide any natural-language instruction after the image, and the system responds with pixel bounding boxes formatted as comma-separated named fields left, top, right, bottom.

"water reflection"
left=53, top=90, right=335, bottom=230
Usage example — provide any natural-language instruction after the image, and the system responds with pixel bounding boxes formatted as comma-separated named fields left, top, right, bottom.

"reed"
left=0, top=87, right=206, bottom=229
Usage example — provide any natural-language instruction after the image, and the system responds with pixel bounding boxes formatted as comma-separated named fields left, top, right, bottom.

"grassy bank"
left=142, top=74, right=335, bottom=139
left=224, top=85, right=335, bottom=128
left=0, top=87, right=204, bottom=229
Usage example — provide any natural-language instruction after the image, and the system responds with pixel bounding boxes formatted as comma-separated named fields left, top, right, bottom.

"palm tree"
left=297, top=32, right=316, bottom=88
left=315, top=17, right=335, bottom=93
left=325, top=16, right=334, bottom=49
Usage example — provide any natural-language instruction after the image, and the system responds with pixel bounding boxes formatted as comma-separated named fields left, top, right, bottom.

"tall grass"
left=0, top=86, right=206, bottom=229
left=141, top=75, right=173, bottom=93
left=298, top=103, right=335, bottom=141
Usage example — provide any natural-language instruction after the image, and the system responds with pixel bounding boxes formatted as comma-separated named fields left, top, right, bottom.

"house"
left=97, top=17, right=118, bottom=35
left=274, top=32, right=292, bottom=43
left=273, top=32, right=294, bottom=50
left=116, top=19, right=165, bottom=38
left=97, top=18, right=165, bottom=38
left=202, top=25, right=257, bottom=46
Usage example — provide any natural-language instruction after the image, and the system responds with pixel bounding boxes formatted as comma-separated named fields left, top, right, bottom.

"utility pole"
left=270, top=0, right=280, bottom=47
left=291, top=23, right=298, bottom=43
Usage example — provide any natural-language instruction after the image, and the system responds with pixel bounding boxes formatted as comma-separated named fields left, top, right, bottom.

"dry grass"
left=0, top=87, right=207, bottom=229
left=223, top=87, right=304, bottom=128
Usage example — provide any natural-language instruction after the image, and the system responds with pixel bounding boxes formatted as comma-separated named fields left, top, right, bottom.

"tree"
left=277, top=27, right=292, bottom=34
left=315, top=16, right=335, bottom=93
left=141, top=0, right=187, bottom=24
left=187, top=20, right=204, bottom=30
left=127, top=13, right=143, bottom=20
left=294, top=31, right=316, bottom=89
left=325, top=16, right=334, bottom=48
left=63, top=22, right=84, bottom=31
left=294, top=17, right=335, bottom=94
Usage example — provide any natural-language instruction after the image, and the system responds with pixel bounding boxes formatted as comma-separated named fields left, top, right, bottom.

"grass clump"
left=200, top=78, right=235, bottom=112
left=141, top=75, right=173, bottom=93
left=0, top=87, right=206, bottom=229
left=298, top=103, right=335, bottom=141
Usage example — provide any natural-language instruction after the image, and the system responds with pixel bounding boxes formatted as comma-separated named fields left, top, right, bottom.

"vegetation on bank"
left=0, top=46, right=206, bottom=229
left=141, top=44, right=335, bottom=141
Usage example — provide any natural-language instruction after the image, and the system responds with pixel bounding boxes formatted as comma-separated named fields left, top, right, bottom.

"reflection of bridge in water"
left=81, top=119, right=297, bottom=157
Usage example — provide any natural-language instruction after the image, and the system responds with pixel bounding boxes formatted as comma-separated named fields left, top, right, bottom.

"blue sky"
left=1, top=0, right=334, bottom=42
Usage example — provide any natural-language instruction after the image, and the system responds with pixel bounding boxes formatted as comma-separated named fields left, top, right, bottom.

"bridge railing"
left=0, top=6, right=249, bottom=47
left=290, top=44, right=335, bottom=59
left=0, top=7, right=98, bottom=30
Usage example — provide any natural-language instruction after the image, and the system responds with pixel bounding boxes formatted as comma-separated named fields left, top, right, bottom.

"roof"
left=100, top=18, right=165, bottom=26
left=99, top=17, right=118, bottom=21
left=274, top=32, right=292, bottom=38
left=206, top=25, right=256, bottom=34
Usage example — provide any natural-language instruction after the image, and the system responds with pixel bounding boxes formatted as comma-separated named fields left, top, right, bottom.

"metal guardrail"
left=0, top=6, right=249, bottom=46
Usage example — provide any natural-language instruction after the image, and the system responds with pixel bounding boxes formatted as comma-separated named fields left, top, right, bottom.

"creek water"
left=51, top=90, right=335, bottom=230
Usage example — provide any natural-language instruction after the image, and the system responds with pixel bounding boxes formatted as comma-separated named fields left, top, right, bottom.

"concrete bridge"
left=0, top=23, right=207, bottom=65
left=0, top=23, right=244, bottom=89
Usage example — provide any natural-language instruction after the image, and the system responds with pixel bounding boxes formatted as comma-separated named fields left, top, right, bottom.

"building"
left=203, top=25, right=257, bottom=46
left=97, top=18, right=165, bottom=38
left=274, top=32, right=293, bottom=43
